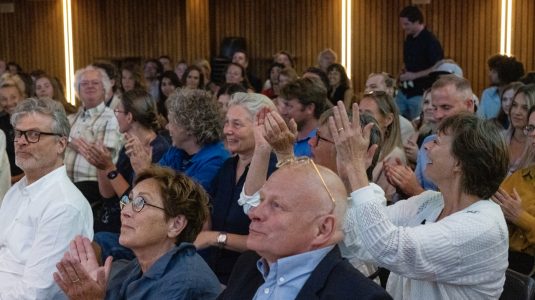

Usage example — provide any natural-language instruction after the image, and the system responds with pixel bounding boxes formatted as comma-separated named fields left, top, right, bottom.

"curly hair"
left=166, top=89, right=222, bottom=146
left=134, top=166, right=210, bottom=244
left=487, top=54, right=525, bottom=85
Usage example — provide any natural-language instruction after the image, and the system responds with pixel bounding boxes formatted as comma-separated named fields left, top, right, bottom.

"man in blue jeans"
left=397, top=5, right=444, bottom=120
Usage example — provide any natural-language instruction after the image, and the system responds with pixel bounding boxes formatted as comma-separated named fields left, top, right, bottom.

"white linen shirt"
left=343, top=185, right=508, bottom=300
left=0, top=166, right=94, bottom=299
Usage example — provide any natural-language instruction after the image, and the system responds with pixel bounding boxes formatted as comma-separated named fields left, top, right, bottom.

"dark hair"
left=224, top=62, right=251, bottom=89
left=181, top=65, right=205, bottom=89
left=233, top=49, right=248, bottom=62
left=280, top=77, right=329, bottom=119
left=520, top=71, right=535, bottom=85
left=216, top=82, right=247, bottom=98
left=120, top=63, right=146, bottom=92
left=399, top=6, right=424, bottom=23
left=437, top=113, right=508, bottom=199
left=144, top=59, right=164, bottom=76
left=7, top=61, right=22, bottom=73
left=326, top=63, right=350, bottom=89
left=93, top=60, right=119, bottom=92
left=487, top=54, right=525, bottom=85
left=134, top=166, right=209, bottom=245
left=273, top=50, right=295, bottom=68
left=304, top=67, right=330, bottom=91
left=121, top=89, right=160, bottom=131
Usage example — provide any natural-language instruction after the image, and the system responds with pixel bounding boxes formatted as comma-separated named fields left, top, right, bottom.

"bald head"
left=247, top=160, right=348, bottom=263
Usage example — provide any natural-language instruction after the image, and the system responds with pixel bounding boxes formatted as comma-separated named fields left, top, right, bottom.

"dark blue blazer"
left=217, top=245, right=392, bottom=300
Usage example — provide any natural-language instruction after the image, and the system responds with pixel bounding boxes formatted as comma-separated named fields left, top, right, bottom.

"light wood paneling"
left=511, top=0, right=535, bottom=72
left=0, top=0, right=65, bottom=89
left=351, top=0, right=501, bottom=97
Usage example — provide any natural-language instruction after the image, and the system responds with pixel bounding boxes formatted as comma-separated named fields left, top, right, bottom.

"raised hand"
left=263, top=110, right=297, bottom=158
left=384, top=158, right=424, bottom=197
left=492, top=188, right=523, bottom=222
left=83, top=142, right=114, bottom=171
left=125, top=133, right=152, bottom=173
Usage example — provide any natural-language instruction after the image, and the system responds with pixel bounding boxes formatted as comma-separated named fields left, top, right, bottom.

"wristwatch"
left=216, top=232, right=228, bottom=248
left=107, top=170, right=119, bottom=180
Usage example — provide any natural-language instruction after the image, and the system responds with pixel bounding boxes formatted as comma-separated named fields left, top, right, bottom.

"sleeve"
left=0, top=205, right=93, bottom=300
left=501, top=173, right=535, bottom=243
left=189, top=156, right=226, bottom=191
left=347, top=186, right=507, bottom=284
left=101, top=116, right=123, bottom=163
left=426, top=34, right=444, bottom=65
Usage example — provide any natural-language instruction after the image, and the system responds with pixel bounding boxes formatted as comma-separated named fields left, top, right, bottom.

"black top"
left=0, top=113, right=23, bottom=176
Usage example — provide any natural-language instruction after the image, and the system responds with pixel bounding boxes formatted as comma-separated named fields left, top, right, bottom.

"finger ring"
left=72, top=278, right=80, bottom=283
left=337, top=128, right=344, bottom=132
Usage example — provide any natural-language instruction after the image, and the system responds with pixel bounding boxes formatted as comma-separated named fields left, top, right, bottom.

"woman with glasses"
left=359, top=90, right=407, bottom=203
left=335, top=102, right=509, bottom=299
left=54, top=166, right=221, bottom=299
left=194, top=92, right=277, bottom=285
left=503, top=84, right=535, bottom=175
left=493, top=105, right=535, bottom=275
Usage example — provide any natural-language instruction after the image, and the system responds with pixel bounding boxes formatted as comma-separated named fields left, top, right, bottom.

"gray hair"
left=73, top=65, right=112, bottom=99
left=11, top=97, right=70, bottom=138
left=228, top=92, right=277, bottom=120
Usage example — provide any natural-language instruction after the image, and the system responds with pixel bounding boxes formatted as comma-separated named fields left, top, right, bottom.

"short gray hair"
left=73, top=65, right=112, bottom=99
left=228, top=92, right=277, bottom=120
left=11, top=97, right=70, bottom=138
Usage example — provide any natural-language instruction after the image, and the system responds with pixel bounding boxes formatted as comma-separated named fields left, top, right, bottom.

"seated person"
left=0, top=97, right=93, bottom=298
left=218, top=158, right=391, bottom=299
left=492, top=105, right=535, bottom=275
left=54, top=166, right=221, bottom=299
left=335, top=102, right=509, bottom=299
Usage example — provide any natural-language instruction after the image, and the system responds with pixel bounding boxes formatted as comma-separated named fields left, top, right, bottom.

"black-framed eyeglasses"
left=120, top=194, right=165, bottom=213
left=524, top=124, right=535, bottom=135
left=314, top=131, right=334, bottom=147
left=14, top=129, right=63, bottom=143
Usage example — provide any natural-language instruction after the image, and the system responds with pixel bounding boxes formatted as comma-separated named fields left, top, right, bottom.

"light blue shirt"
left=415, top=134, right=438, bottom=191
left=293, top=128, right=317, bottom=158
left=477, top=86, right=501, bottom=119
left=253, top=245, right=333, bottom=300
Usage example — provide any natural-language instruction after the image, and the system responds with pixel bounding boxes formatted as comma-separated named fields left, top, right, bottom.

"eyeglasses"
left=14, top=129, right=62, bottom=143
left=113, top=109, right=127, bottom=115
left=524, top=124, right=535, bottom=135
left=79, top=80, right=102, bottom=88
left=314, top=131, right=334, bottom=147
left=276, top=156, right=336, bottom=205
left=120, top=194, right=165, bottom=213
left=363, top=90, right=387, bottom=97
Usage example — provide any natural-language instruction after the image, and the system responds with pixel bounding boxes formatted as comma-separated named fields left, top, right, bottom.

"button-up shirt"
left=0, top=166, right=94, bottom=299
left=253, top=246, right=333, bottom=300
left=64, top=102, right=122, bottom=182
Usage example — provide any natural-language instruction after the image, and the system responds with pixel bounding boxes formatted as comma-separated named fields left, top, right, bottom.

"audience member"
left=232, top=49, right=262, bottom=92
left=195, top=92, right=277, bottom=284
left=491, top=81, right=524, bottom=130
left=158, top=55, right=174, bottom=71
left=359, top=90, right=406, bottom=202
left=0, top=59, right=6, bottom=76
left=144, top=59, right=163, bottom=100
left=158, top=70, right=181, bottom=120
left=34, top=73, right=77, bottom=114
left=174, top=60, right=188, bottom=82
left=521, top=71, right=535, bottom=85
left=93, top=61, right=122, bottom=109
left=278, top=67, right=298, bottom=88
left=404, top=89, right=436, bottom=166
left=273, top=50, right=295, bottom=68
left=0, top=130, right=10, bottom=202
left=280, top=77, right=330, bottom=157
left=54, top=166, right=221, bottom=299
left=182, top=65, right=205, bottom=90
left=478, top=54, right=525, bottom=119
left=224, top=62, right=252, bottom=91
left=64, top=65, right=122, bottom=208
left=317, top=48, right=337, bottom=72
left=336, top=102, right=509, bottom=299
left=0, top=73, right=27, bottom=182
left=261, top=62, right=284, bottom=99
left=397, top=5, right=444, bottom=120
left=302, top=67, right=330, bottom=91
left=219, top=157, right=391, bottom=299
left=326, top=63, right=354, bottom=109
left=494, top=105, right=535, bottom=275
left=120, top=62, right=146, bottom=93
left=215, top=82, right=247, bottom=115
left=0, top=97, right=93, bottom=298
left=7, top=61, right=22, bottom=75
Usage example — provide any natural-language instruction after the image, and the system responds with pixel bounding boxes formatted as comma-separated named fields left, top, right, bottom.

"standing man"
left=64, top=65, right=122, bottom=208
left=280, top=77, right=330, bottom=157
left=0, top=98, right=93, bottom=299
left=397, top=5, right=444, bottom=120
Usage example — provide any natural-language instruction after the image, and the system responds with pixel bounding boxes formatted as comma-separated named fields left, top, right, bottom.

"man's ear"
left=305, top=103, right=316, bottom=116
left=168, top=215, right=187, bottom=239
left=311, top=215, right=336, bottom=247
left=57, top=136, right=68, bottom=154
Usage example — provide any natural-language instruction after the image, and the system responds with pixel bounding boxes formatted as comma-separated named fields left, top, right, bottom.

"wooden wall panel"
left=0, top=0, right=65, bottom=89
left=71, top=0, right=189, bottom=69
left=209, top=0, right=342, bottom=82
left=511, top=0, right=535, bottom=72
left=351, top=0, right=501, bottom=97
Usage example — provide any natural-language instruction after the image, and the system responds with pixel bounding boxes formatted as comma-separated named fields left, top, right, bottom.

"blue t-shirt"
left=477, top=86, right=501, bottom=119
left=294, top=128, right=317, bottom=158
left=415, top=134, right=439, bottom=191
left=105, top=243, right=221, bottom=300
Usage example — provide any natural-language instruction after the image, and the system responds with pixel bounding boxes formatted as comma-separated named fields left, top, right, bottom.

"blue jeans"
left=395, top=91, right=422, bottom=121
left=94, top=231, right=135, bottom=262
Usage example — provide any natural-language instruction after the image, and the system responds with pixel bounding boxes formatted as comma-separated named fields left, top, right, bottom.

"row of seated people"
left=0, top=57, right=534, bottom=298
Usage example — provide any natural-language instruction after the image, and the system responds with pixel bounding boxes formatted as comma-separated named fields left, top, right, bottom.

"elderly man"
left=54, top=166, right=221, bottom=299
left=0, top=98, right=93, bottom=299
left=219, top=160, right=391, bottom=299
left=385, top=74, right=475, bottom=197
left=64, top=65, right=122, bottom=207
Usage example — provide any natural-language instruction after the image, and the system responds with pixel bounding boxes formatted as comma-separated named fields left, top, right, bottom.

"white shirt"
left=0, top=166, right=94, bottom=300
left=343, top=185, right=508, bottom=300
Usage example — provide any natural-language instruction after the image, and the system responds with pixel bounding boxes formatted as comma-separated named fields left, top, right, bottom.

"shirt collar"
left=19, top=166, right=66, bottom=197
left=82, top=102, right=106, bottom=118
left=521, top=166, right=535, bottom=179
left=297, top=128, right=318, bottom=143
left=142, top=243, right=195, bottom=279
left=256, top=245, right=334, bottom=283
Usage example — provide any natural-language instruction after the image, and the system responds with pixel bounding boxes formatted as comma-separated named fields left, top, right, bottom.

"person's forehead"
left=366, top=75, right=385, bottom=86
left=16, top=113, right=54, bottom=129
left=82, top=70, right=100, bottom=80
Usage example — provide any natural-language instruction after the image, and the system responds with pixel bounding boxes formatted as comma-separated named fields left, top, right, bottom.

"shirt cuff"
left=238, top=188, right=260, bottom=214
